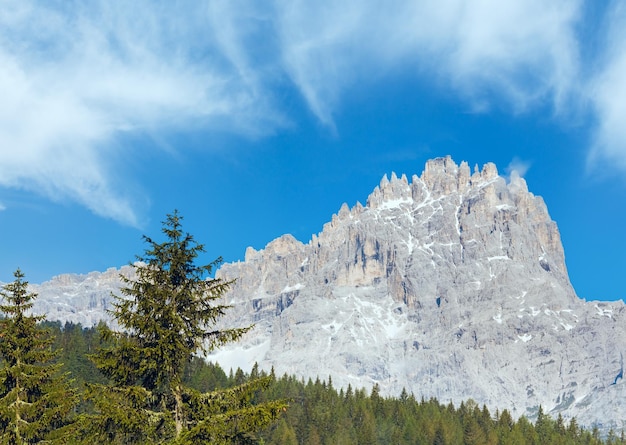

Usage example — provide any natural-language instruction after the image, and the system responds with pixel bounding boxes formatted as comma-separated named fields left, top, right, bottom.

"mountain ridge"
left=16, top=156, right=626, bottom=434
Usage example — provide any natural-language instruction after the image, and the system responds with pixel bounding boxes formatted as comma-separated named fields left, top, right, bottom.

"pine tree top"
left=0, top=268, right=44, bottom=321
left=0, top=269, right=51, bottom=366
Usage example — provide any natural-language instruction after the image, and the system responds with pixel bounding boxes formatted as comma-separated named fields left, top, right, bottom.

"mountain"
left=28, top=267, right=128, bottom=327
left=22, top=156, right=626, bottom=433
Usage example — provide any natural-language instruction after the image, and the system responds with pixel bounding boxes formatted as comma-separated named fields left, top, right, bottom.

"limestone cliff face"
left=21, top=156, right=626, bottom=434
left=28, top=266, right=135, bottom=327
left=221, top=156, right=574, bottom=316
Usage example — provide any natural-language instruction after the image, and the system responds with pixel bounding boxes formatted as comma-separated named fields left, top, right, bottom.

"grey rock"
left=27, top=266, right=135, bottom=327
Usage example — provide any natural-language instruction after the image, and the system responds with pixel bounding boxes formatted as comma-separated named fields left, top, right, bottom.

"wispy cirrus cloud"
left=0, top=1, right=284, bottom=226
left=1, top=0, right=626, bottom=225
left=274, top=0, right=582, bottom=121
left=587, top=2, right=626, bottom=174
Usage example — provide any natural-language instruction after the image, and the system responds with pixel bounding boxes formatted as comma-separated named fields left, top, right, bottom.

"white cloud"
left=587, top=2, right=626, bottom=173
left=440, top=0, right=581, bottom=113
left=0, top=1, right=285, bottom=226
left=274, top=0, right=582, bottom=122
left=2, top=0, right=625, bottom=224
left=506, top=158, right=531, bottom=180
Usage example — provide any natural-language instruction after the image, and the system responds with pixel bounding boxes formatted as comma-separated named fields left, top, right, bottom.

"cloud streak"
left=0, top=1, right=284, bottom=225
left=588, top=2, right=626, bottom=174
left=1, top=0, right=625, bottom=224
left=274, top=0, right=582, bottom=119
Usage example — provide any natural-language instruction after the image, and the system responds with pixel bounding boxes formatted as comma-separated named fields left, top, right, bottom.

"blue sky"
left=1, top=1, right=625, bottom=301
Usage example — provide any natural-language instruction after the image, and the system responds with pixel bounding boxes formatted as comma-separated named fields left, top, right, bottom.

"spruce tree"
left=0, top=269, right=77, bottom=444
left=84, top=211, right=285, bottom=443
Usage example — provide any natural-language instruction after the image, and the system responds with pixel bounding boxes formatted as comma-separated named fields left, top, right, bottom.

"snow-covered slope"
left=20, top=156, right=626, bottom=434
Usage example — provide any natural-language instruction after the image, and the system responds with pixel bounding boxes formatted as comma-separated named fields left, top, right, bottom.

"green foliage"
left=0, top=269, right=78, bottom=444
left=94, top=212, right=249, bottom=391
left=43, top=321, right=110, bottom=390
left=83, top=211, right=285, bottom=443
left=256, top=372, right=619, bottom=445
left=177, top=377, right=287, bottom=444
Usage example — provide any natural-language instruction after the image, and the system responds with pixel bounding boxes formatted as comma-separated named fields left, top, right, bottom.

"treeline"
left=46, top=320, right=624, bottom=445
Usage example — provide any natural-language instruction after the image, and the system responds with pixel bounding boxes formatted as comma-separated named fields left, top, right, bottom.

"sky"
left=0, top=1, right=625, bottom=302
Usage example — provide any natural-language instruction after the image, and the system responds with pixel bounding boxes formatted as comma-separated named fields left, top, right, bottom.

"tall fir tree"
left=0, top=269, right=77, bottom=444
left=84, top=211, right=285, bottom=444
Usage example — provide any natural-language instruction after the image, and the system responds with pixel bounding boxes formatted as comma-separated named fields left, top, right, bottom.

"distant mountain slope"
left=28, top=267, right=130, bottom=327
left=23, top=156, right=626, bottom=434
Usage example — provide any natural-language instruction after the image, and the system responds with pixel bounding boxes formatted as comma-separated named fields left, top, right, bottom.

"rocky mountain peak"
left=211, top=156, right=625, bottom=433
left=246, top=156, right=571, bottom=312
